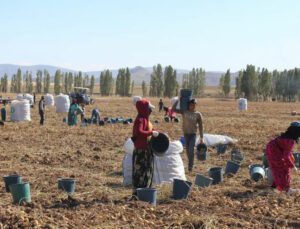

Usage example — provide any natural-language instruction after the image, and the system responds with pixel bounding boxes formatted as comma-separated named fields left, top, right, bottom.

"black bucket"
left=149, top=133, right=169, bottom=157
left=196, top=143, right=208, bottom=161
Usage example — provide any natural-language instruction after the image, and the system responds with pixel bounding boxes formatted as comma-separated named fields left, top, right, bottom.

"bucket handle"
left=17, top=197, right=28, bottom=206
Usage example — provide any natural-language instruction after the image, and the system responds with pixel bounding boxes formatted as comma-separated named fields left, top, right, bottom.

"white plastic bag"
left=124, top=138, right=134, bottom=155
left=122, top=154, right=133, bottom=186
left=11, top=99, right=31, bottom=122
left=196, top=134, right=238, bottom=147
left=55, top=94, right=70, bottom=113
left=45, top=94, right=55, bottom=106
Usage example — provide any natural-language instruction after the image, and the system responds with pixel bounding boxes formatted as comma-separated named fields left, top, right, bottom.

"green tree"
left=67, top=72, right=73, bottom=93
left=223, top=69, right=231, bottom=97
left=16, top=68, right=22, bottom=93
left=164, top=65, right=177, bottom=98
left=100, top=70, right=113, bottom=95
left=90, top=75, right=95, bottom=94
left=125, top=68, right=131, bottom=96
left=219, top=74, right=225, bottom=95
left=54, top=70, right=61, bottom=94
left=36, top=70, right=43, bottom=93
left=142, top=81, right=147, bottom=97
left=131, top=81, right=135, bottom=95
left=150, top=64, right=164, bottom=97
left=258, top=68, right=272, bottom=101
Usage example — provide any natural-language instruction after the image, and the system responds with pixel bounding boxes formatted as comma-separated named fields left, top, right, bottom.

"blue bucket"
left=3, top=175, right=22, bottom=192
left=217, top=144, right=228, bottom=154
left=150, top=133, right=170, bottom=157
left=9, top=182, right=31, bottom=204
left=196, top=143, right=208, bottom=161
left=58, top=178, right=76, bottom=194
left=136, top=188, right=157, bottom=206
left=172, top=179, right=192, bottom=200
left=180, top=136, right=185, bottom=147
left=249, top=164, right=265, bottom=182
left=195, top=174, right=213, bottom=188
left=225, top=161, right=240, bottom=175
left=180, top=89, right=193, bottom=111
left=209, top=167, right=223, bottom=185
left=231, top=149, right=244, bottom=164
left=164, top=116, right=170, bottom=122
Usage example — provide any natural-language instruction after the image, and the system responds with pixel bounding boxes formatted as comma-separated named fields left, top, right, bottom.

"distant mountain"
left=0, top=64, right=238, bottom=86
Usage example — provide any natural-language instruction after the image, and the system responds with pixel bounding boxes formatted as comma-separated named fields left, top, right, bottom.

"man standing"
left=172, top=98, right=204, bottom=172
left=39, top=96, right=45, bottom=125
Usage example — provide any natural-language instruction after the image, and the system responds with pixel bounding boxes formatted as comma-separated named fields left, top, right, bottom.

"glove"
left=152, top=131, right=159, bottom=137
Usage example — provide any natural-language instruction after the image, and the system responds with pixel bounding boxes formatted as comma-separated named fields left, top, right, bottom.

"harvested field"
left=1, top=96, right=300, bottom=228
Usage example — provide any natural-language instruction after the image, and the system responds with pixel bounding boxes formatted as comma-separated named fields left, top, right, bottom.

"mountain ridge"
left=0, top=64, right=238, bottom=86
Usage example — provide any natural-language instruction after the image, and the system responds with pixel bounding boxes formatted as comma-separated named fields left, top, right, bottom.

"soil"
left=1, top=97, right=300, bottom=228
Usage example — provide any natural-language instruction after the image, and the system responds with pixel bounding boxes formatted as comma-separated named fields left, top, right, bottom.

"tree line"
left=234, top=65, right=300, bottom=102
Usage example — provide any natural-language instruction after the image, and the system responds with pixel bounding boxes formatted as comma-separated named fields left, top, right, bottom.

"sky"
left=0, top=0, right=299, bottom=72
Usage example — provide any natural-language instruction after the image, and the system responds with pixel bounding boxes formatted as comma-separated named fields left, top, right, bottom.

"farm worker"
left=159, top=99, right=164, bottom=112
left=132, top=98, right=158, bottom=195
left=91, top=108, right=101, bottom=124
left=164, top=106, right=176, bottom=122
left=33, top=93, right=36, bottom=104
left=266, top=122, right=300, bottom=194
left=68, top=99, right=83, bottom=126
left=172, top=98, right=204, bottom=172
left=39, top=96, right=45, bottom=125
left=1, top=103, right=6, bottom=122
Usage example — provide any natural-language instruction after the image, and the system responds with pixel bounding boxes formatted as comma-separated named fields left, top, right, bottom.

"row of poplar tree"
left=145, top=64, right=206, bottom=98
left=219, top=65, right=300, bottom=101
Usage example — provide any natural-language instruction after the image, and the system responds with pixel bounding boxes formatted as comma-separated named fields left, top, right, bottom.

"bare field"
left=1, top=96, right=300, bottom=228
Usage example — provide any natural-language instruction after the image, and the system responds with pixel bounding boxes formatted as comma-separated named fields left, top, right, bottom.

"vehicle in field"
left=70, top=87, right=94, bottom=105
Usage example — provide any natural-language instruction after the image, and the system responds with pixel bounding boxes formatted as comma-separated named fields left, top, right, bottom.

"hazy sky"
left=0, top=0, right=299, bottom=71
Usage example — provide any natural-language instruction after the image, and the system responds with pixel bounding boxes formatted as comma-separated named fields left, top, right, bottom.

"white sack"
left=196, top=134, right=238, bottom=147
left=122, top=140, right=186, bottom=186
left=10, top=99, right=31, bottom=122
left=45, top=94, right=55, bottom=106
left=238, top=98, right=247, bottom=111
left=55, top=94, right=70, bottom=113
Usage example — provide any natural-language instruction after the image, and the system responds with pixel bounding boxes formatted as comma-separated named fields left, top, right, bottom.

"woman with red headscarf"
left=132, top=98, right=158, bottom=194
left=266, top=122, right=300, bottom=194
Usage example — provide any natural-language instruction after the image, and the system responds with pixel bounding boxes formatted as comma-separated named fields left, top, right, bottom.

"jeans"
left=184, top=133, right=196, bottom=170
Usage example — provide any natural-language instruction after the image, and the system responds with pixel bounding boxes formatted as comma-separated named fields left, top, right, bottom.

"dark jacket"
left=39, top=99, right=45, bottom=113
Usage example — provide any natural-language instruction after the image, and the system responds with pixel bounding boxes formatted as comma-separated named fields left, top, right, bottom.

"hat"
left=132, top=96, right=142, bottom=105
left=189, top=98, right=197, bottom=104
left=290, top=122, right=300, bottom=127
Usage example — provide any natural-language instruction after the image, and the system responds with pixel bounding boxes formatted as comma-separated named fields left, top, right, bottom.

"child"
left=266, top=122, right=300, bottom=194
left=173, top=98, right=204, bottom=172
left=132, top=98, right=158, bottom=195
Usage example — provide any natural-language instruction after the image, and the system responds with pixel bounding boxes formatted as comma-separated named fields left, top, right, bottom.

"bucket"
left=266, top=168, right=273, bottom=186
left=231, top=149, right=244, bottom=164
left=9, top=182, right=31, bottom=204
left=180, top=136, right=185, bottom=147
left=164, top=116, right=170, bottom=122
left=217, top=144, right=227, bottom=154
left=123, top=120, right=130, bottom=125
left=58, top=178, right=76, bottom=194
left=196, top=143, right=208, bottom=161
left=249, top=164, right=265, bottom=182
left=99, top=120, right=105, bottom=126
left=262, top=153, right=269, bottom=168
left=225, top=161, right=240, bottom=175
left=136, top=188, right=157, bottom=206
left=172, top=179, right=192, bottom=200
left=209, top=167, right=223, bottom=185
left=180, top=89, right=193, bottom=111
left=150, top=133, right=169, bottom=157
left=174, top=117, right=180, bottom=123
left=3, top=175, right=22, bottom=192
left=127, top=118, right=133, bottom=123
left=293, top=153, right=300, bottom=167
left=195, top=174, right=213, bottom=188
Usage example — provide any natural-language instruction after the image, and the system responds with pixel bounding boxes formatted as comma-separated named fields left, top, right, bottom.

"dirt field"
left=1, top=96, right=300, bottom=228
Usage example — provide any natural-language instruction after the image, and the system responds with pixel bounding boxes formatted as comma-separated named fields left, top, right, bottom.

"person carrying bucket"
left=164, top=106, right=176, bottom=122
left=68, top=99, right=83, bottom=126
left=266, top=122, right=300, bottom=194
left=39, top=96, right=45, bottom=125
left=132, top=97, right=158, bottom=195
left=172, top=98, right=204, bottom=172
